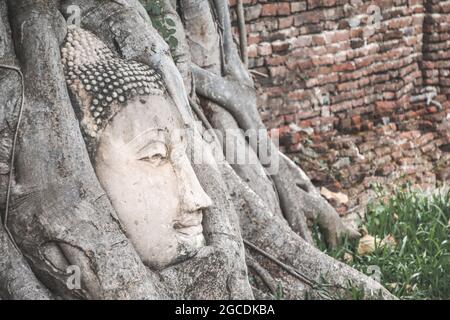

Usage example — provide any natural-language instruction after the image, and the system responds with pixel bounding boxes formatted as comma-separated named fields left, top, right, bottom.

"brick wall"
left=230, top=0, right=450, bottom=212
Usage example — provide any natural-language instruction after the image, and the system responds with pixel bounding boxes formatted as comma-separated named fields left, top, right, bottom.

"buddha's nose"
left=178, top=155, right=213, bottom=213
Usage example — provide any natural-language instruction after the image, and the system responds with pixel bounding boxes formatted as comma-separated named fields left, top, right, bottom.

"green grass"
left=318, top=186, right=450, bottom=299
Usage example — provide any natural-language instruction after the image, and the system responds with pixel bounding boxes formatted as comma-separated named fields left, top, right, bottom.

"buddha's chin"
left=175, top=232, right=206, bottom=259
left=147, top=233, right=205, bottom=270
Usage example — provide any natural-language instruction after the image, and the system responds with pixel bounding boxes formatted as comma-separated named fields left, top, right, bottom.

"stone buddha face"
left=62, top=27, right=212, bottom=269
left=95, top=95, right=212, bottom=269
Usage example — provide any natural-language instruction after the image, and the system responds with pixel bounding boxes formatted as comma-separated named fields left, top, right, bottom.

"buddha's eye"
left=139, top=153, right=166, bottom=163
left=137, top=142, right=168, bottom=166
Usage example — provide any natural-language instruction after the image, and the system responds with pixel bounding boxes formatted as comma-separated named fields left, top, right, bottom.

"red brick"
left=351, top=115, right=361, bottom=126
left=278, top=3, right=291, bottom=16
left=247, top=33, right=260, bottom=45
left=266, top=55, right=287, bottom=66
left=261, top=3, right=278, bottom=16
left=291, top=2, right=306, bottom=13
left=332, top=62, right=356, bottom=72
left=375, top=101, right=397, bottom=115
left=257, top=42, right=272, bottom=56
left=325, top=30, right=349, bottom=44
left=269, top=66, right=287, bottom=78
left=278, top=16, right=294, bottom=29
left=272, top=40, right=290, bottom=52
left=247, top=44, right=258, bottom=58
left=312, top=54, right=334, bottom=66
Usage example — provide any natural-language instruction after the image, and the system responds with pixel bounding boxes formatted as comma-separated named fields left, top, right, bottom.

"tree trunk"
left=0, top=0, right=395, bottom=300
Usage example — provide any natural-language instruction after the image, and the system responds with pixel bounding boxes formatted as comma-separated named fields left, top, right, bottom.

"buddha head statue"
left=61, top=26, right=212, bottom=269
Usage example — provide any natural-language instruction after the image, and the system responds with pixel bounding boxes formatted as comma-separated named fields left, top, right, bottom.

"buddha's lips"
left=173, top=214, right=202, bottom=227
left=173, top=215, right=203, bottom=234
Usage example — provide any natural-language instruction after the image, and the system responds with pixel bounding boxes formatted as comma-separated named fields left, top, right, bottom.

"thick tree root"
left=192, top=65, right=359, bottom=247
left=0, top=1, right=51, bottom=300
left=0, top=225, right=52, bottom=299
left=221, top=163, right=395, bottom=299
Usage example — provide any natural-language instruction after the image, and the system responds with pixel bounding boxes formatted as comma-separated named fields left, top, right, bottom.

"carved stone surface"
left=62, top=26, right=165, bottom=153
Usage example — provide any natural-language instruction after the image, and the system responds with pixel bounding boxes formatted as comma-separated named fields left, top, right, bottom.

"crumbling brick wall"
left=230, top=0, right=450, bottom=212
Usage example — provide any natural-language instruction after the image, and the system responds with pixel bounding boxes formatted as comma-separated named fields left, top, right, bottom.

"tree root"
left=246, top=254, right=278, bottom=295
left=221, top=162, right=394, bottom=299
left=192, top=64, right=359, bottom=247
left=0, top=63, right=23, bottom=252
left=235, top=0, right=248, bottom=67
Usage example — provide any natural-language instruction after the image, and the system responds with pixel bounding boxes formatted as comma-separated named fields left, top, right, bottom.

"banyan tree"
left=0, top=0, right=395, bottom=299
